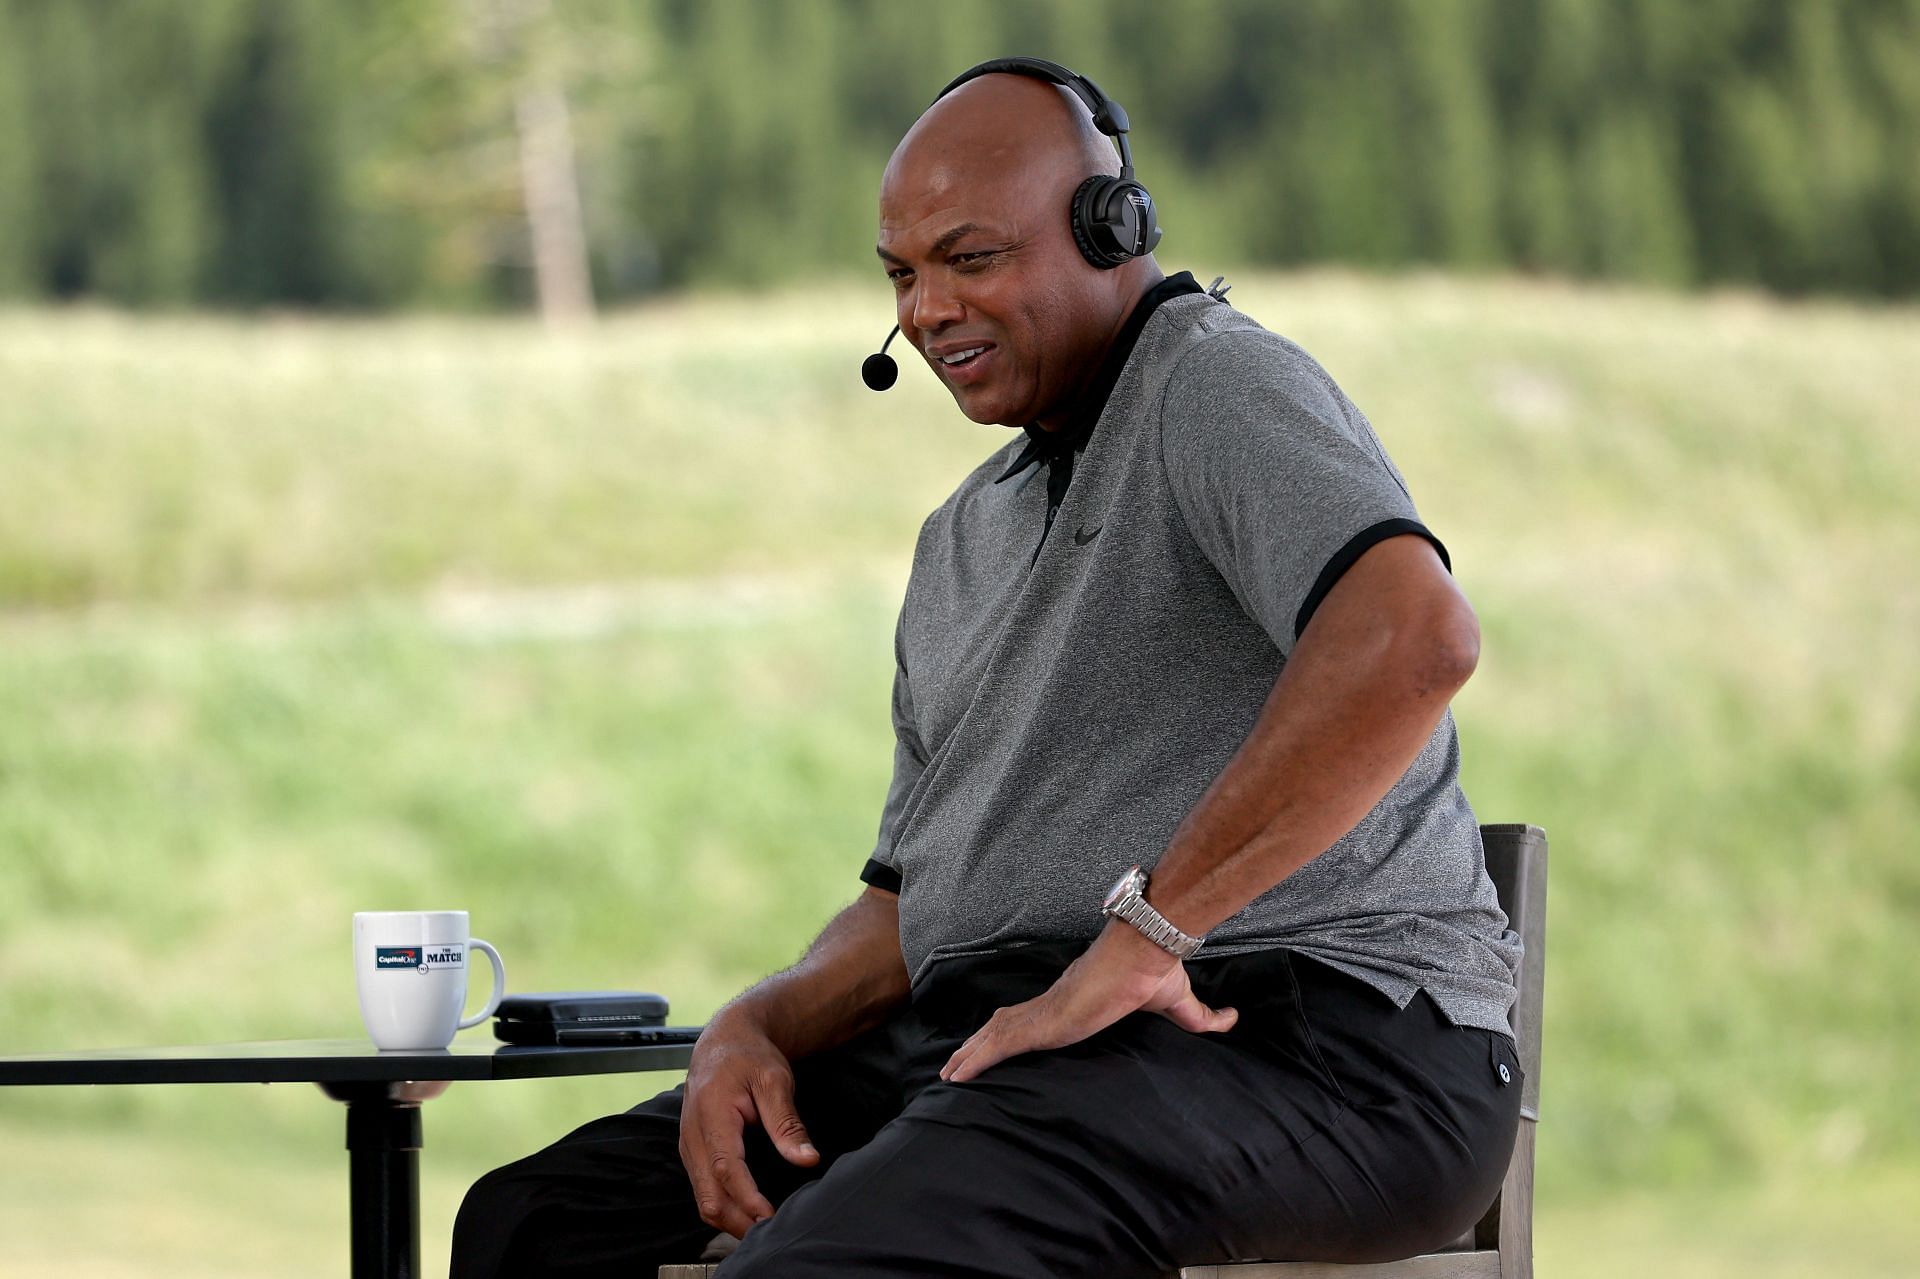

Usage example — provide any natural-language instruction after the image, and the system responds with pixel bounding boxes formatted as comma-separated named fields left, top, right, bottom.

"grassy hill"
left=0, top=270, right=1915, bottom=1276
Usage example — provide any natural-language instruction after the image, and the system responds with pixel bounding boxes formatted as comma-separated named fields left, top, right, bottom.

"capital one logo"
left=375, top=944, right=464, bottom=973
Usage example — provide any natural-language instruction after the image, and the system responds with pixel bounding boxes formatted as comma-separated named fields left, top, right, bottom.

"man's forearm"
left=710, top=885, right=912, bottom=1060
left=1141, top=537, right=1479, bottom=944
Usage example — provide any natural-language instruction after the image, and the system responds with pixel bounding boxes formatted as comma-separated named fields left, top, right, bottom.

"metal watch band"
left=1115, top=890, right=1205, bottom=959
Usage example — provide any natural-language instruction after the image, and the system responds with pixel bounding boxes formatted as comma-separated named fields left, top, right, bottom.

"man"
left=453, top=60, right=1523, bottom=1278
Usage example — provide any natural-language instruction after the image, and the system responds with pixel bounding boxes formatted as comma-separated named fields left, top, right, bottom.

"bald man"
left=452, top=62, right=1524, bottom=1279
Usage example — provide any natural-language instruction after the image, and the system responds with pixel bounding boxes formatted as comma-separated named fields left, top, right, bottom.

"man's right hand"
left=676, top=885, right=910, bottom=1238
left=678, top=1010, right=822, bottom=1240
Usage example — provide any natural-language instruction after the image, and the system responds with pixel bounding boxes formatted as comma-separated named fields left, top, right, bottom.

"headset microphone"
left=862, top=325, right=901, bottom=391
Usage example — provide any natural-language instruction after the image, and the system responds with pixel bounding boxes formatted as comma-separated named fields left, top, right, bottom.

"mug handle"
left=457, top=938, right=507, bottom=1030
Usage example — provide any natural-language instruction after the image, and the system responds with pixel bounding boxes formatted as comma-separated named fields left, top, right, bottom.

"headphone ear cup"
left=1070, top=174, right=1119, bottom=268
left=1071, top=174, right=1162, bottom=268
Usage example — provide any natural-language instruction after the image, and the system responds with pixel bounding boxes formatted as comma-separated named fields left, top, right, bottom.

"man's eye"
left=887, top=270, right=912, bottom=288
left=952, top=252, right=995, bottom=270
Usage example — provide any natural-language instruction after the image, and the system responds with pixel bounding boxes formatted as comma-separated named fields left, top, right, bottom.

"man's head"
left=877, top=69, right=1162, bottom=429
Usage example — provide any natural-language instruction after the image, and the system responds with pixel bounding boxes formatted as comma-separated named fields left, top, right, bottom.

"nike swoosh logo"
left=1074, top=524, right=1102, bottom=546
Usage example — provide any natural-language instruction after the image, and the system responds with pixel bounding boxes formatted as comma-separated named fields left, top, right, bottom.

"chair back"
left=1470, top=821, right=1548, bottom=1275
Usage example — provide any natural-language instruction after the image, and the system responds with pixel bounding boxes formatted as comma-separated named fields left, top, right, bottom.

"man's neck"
left=1034, top=266, right=1167, bottom=434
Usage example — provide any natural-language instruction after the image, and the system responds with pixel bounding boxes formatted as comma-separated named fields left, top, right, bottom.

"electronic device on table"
left=493, top=991, right=705, bottom=1046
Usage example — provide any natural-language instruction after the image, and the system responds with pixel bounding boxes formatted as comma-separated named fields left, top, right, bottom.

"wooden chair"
left=662, top=822, right=1548, bottom=1279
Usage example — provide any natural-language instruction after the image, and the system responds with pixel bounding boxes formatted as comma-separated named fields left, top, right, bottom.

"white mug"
left=352, top=910, right=507, bottom=1050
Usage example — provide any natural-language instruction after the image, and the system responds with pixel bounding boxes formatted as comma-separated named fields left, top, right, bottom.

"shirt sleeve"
left=858, top=600, right=923, bottom=894
left=1159, top=328, right=1450, bottom=659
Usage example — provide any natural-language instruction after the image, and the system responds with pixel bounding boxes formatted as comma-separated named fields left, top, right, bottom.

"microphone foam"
left=861, top=352, right=899, bottom=392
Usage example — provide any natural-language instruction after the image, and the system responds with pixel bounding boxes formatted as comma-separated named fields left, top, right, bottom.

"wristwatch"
left=1101, top=865, right=1206, bottom=959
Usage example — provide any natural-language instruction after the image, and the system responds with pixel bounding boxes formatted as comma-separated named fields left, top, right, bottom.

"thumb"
left=749, top=1074, right=820, bottom=1166
left=1163, top=994, right=1238, bottom=1035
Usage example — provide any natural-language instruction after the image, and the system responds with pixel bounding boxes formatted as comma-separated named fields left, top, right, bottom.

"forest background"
left=1, top=2, right=1917, bottom=1277
left=3, top=0, right=1919, bottom=311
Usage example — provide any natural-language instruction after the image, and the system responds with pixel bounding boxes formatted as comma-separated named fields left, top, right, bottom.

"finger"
left=943, top=1016, right=1031, bottom=1084
left=941, top=1006, right=1016, bottom=1079
left=1163, top=994, right=1238, bottom=1034
left=679, top=1129, right=761, bottom=1240
left=677, top=1126, right=723, bottom=1232
left=684, top=1130, right=768, bottom=1240
left=939, top=1030, right=988, bottom=1083
left=687, top=1099, right=776, bottom=1234
left=711, top=1126, right=776, bottom=1228
left=690, top=1162, right=761, bottom=1240
left=748, top=1070, right=821, bottom=1167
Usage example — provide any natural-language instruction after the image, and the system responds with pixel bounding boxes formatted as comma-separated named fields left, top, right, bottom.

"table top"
left=0, top=1037, right=697, bottom=1086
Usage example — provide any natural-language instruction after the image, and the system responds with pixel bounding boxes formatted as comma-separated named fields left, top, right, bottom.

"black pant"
left=451, top=943, right=1524, bottom=1278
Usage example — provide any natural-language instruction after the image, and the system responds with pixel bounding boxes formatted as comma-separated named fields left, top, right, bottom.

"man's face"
left=877, top=152, right=1113, bottom=428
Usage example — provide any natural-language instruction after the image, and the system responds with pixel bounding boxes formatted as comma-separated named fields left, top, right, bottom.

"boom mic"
left=862, top=325, right=901, bottom=391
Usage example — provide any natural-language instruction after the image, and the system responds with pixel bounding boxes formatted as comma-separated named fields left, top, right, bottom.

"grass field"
left=1, top=269, right=1916, bottom=1275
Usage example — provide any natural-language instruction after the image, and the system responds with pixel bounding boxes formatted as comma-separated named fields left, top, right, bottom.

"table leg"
left=319, top=1081, right=450, bottom=1279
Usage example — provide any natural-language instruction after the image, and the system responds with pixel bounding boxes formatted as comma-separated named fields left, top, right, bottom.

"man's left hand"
left=938, top=920, right=1238, bottom=1083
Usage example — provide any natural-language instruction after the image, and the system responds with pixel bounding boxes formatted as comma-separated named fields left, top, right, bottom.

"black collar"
left=993, top=270, right=1206, bottom=486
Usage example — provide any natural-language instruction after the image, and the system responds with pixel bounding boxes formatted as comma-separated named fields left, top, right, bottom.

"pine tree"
left=0, top=0, right=36, bottom=296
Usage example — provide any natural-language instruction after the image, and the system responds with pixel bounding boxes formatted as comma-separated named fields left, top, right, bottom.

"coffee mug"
left=353, top=910, right=507, bottom=1050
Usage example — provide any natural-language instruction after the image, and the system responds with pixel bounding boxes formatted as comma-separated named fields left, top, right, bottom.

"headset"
left=862, top=56, right=1162, bottom=391
left=937, top=56, right=1163, bottom=270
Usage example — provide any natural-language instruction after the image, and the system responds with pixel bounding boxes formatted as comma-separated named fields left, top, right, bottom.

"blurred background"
left=0, top=1, right=1915, bottom=1276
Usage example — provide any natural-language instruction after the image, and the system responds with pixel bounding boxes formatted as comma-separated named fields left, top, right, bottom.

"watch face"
left=1103, top=866, right=1140, bottom=910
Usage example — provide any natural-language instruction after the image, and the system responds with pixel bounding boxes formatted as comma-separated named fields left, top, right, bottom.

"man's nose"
left=908, top=274, right=964, bottom=333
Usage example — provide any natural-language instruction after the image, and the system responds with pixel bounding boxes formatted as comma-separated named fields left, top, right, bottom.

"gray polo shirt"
left=860, top=286, right=1522, bottom=1036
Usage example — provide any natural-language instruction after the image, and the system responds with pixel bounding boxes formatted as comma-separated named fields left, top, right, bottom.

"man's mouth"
left=929, top=341, right=998, bottom=388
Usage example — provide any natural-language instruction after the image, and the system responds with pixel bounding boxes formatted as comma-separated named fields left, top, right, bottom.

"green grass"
left=0, top=292, right=1003, bottom=606
left=1, top=269, right=1916, bottom=1275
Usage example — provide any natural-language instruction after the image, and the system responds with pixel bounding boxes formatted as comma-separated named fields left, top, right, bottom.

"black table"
left=0, top=1037, right=698, bottom=1279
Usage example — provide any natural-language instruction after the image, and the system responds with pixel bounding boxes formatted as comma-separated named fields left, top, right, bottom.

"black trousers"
left=451, top=943, right=1524, bottom=1278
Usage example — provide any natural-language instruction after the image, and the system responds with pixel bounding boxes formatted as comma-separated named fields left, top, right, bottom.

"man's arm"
left=938, top=533, right=1477, bottom=1082
left=708, top=883, right=911, bottom=1058
left=1130, top=531, right=1477, bottom=941
left=679, top=885, right=910, bottom=1239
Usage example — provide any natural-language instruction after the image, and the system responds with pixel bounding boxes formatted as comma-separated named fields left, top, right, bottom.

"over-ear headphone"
left=862, top=57, right=1163, bottom=390
left=933, top=56, right=1163, bottom=270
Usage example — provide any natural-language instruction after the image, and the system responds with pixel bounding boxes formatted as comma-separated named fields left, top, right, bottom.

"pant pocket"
left=1194, top=951, right=1350, bottom=1122
left=1281, top=951, right=1354, bottom=1110
left=1485, top=1029, right=1526, bottom=1093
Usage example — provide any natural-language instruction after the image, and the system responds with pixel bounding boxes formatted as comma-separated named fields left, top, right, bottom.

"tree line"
left=1, top=0, right=1915, bottom=310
